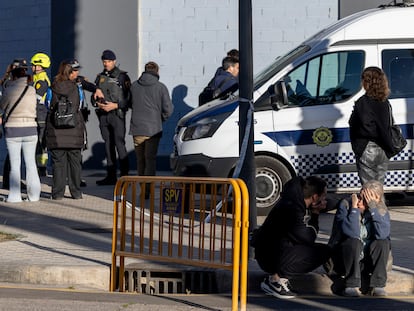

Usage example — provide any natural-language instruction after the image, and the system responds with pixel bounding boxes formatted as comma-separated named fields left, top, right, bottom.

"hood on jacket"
left=280, top=176, right=306, bottom=206
left=52, top=80, right=76, bottom=97
left=138, top=72, right=159, bottom=87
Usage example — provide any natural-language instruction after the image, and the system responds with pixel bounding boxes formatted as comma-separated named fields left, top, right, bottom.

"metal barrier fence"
left=110, top=176, right=249, bottom=311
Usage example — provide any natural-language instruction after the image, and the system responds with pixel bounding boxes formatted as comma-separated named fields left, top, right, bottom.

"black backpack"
left=51, top=95, right=77, bottom=129
left=198, top=76, right=233, bottom=106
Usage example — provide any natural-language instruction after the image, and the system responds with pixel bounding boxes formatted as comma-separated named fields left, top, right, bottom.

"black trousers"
left=50, top=148, right=82, bottom=199
left=332, top=237, right=390, bottom=288
left=98, top=111, right=129, bottom=177
left=135, top=133, right=161, bottom=176
left=255, top=241, right=331, bottom=278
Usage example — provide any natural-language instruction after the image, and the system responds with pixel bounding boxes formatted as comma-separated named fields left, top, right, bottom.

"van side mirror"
left=268, top=80, right=288, bottom=110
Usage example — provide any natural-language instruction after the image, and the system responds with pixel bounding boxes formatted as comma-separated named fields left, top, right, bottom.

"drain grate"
left=124, top=268, right=217, bottom=294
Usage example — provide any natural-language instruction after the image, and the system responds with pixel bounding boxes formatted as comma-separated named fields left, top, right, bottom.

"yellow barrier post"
left=237, top=178, right=249, bottom=311
left=110, top=180, right=121, bottom=291
left=230, top=179, right=241, bottom=311
left=110, top=176, right=250, bottom=310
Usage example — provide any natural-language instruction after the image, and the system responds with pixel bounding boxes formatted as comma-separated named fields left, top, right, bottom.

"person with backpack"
left=93, top=50, right=131, bottom=185
left=199, top=56, right=239, bottom=106
left=45, top=59, right=100, bottom=200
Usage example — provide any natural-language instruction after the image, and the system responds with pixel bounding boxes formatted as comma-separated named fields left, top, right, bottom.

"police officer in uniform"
left=94, top=50, right=131, bottom=185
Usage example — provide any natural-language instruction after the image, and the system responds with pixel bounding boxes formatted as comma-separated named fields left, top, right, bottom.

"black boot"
left=96, top=168, right=117, bottom=186
left=96, top=176, right=117, bottom=186
left=120, top=157, right=129, bottom=177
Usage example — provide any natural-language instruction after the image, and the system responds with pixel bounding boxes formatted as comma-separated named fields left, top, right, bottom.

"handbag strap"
left=388, top=103, right=395, bottom=126
left=3, top=85, right=29, bottom=123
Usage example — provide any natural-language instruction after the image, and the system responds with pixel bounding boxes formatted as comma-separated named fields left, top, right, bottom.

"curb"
left=0, top=263, right=411, bottom=295
left=246, top=263, right=414, bottom=295
left=0, top=265, right=109, bottom=290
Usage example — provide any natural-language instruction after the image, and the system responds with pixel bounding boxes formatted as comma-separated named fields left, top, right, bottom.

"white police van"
left=171, top=4, right=414, bottom=215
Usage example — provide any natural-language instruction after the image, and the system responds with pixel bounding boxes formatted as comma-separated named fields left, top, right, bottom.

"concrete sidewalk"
left=0, top=172, right=413, bottom=295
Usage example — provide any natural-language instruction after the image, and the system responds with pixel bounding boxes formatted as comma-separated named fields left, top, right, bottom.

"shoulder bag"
left=388, top=104, right=407, bottom=157
left=2, top=85, right=29, bottom=124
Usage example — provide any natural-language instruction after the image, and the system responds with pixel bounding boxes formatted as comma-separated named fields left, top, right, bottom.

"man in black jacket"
left=94, top=50, right=131, bottom=185
left=252, top=176, right=331, bottom=299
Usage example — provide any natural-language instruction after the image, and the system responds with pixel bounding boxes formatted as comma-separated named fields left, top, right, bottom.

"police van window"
left=382, top=49, right=414, bottom=99
left=284, top=51, right=364, bottom=107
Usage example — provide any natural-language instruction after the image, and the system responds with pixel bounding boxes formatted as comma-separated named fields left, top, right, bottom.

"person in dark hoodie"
left=129, top=61, right=173, bottom=181
left=198, top=55, right=239, bottom=106
left=212, top=49, right=239, bottom=78
left=252, top=176, right=331, bottom=299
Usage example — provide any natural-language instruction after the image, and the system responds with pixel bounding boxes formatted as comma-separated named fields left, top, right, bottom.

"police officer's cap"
left=64, top=58, right=81, bottom=69
left=11, top=58, right=28, bottom=70
left=101, top=50, right=116, bottom=61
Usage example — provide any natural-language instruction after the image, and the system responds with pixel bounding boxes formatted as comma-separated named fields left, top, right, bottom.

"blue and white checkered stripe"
left=291, top=149, right=413, bottom=190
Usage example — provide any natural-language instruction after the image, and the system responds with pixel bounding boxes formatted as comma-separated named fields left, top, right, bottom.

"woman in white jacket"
left=0, top=59, right=40, bottom=202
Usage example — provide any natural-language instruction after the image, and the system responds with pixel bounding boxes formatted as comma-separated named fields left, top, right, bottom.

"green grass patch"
left=0, top=231, right=20, bottom=242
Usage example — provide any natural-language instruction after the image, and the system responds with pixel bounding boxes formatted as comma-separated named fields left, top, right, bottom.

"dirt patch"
left=0, top=232, right=19, bottom=242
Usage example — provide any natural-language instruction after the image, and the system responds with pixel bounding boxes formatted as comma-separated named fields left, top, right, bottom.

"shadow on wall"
left=158, top=84, right=194, bottom=166
left=51, top=1, right=78, bottom=77
left=83, top=84, right=194, bottom=173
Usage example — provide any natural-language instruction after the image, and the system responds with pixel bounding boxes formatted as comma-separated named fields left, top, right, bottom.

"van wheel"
left=255, top=156, right=292, bottom=216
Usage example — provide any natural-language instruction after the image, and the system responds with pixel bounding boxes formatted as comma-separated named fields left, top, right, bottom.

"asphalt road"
left=0, top=284, right=413, bottom=311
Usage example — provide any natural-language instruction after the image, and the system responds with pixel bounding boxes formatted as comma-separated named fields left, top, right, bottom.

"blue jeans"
left=6, top=135, right=41, bottom=202
left=356, top=141, right=389, bottom=185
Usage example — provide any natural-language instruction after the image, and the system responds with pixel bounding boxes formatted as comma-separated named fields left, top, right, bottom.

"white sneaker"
left=342, top=287, right=360, bottom=297
left=260, top=276, right=296, bottom=299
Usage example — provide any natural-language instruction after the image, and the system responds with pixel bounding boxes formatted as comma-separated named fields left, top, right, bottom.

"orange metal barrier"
left=110, top=176, right=249, bottom=311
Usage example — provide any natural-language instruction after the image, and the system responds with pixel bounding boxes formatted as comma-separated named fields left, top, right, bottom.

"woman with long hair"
left=45, top=59, right=85, bottom=200
left=349, top=67, right=394, bottom=185
left=0, top=59, right=41, bottom=202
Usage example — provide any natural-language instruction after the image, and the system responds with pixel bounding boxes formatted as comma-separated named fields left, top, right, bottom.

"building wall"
left=0, top=0, right=51, bottom=75
left=0, top=0, right=52, bottom=166
left=0, top=0, right=340, bottom=170
left=138, top=0, right=339, bottom=160
left=339, top=0, right=388, bottom=18
left=55, top=0, right=139, bottom=170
